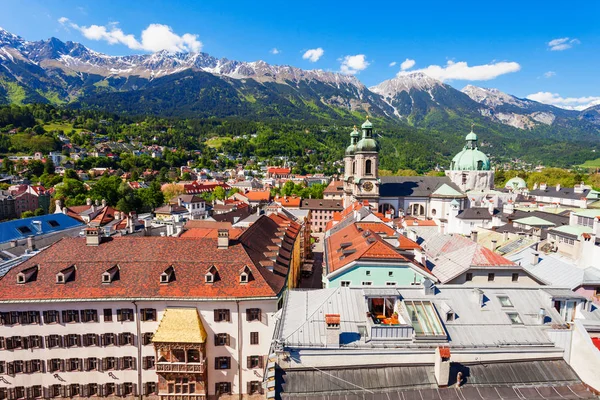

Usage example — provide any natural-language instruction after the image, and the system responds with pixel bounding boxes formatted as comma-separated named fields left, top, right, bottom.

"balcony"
left=156, top=362, right=206, bottom=374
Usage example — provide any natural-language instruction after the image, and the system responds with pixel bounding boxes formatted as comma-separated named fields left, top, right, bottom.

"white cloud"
left=543, top=71, right=556, bottom=78
left=400, top=58, right=415, bottom=71
left=270, top=48, right=280, bottom=55
left=526, top=92, right=600, bottom=111
left=399, top=60, right=521, bottom=82
left=58, top=17, right=202, bottom=53
left=340, top=54, right=369, bottom=75
left=547, top=37, right=580, bottom=51
left=302, top=47, right=324, bottom=62
left=389, top=61, right=397, bottom=67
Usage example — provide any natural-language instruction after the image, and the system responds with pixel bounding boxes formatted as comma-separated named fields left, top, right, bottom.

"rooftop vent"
left=205, top=265, right=219, bottom=283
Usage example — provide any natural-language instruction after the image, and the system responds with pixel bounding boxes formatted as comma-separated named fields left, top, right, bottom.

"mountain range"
left=0, top=27, right=599, bottom=137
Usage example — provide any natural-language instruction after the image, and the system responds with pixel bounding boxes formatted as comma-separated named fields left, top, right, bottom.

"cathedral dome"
left=450, top=127, right=491, bottom=171
left=451, top=148, right=490, bottom=171
left=505, top=177, right=527, bottom=189
left=361, top=116, right=373, bottom=129
left=345, top=144, right=357, bottom=155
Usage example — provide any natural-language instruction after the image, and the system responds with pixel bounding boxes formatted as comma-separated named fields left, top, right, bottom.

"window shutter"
left=214, top=309, right=219, bottom=322
left=59, top=335, right=64, bottom=348
left=24, top=361, right=31, bottom=374
left=142, top=383, right=148, bottom=396
left=76, top=335, right=82, bottom=347
left=116, top=309, right=122, bottom=322
left=226, top=310, right=231, bottom=322
left=60, top=359, right=65, bottom=372
left=131, top=357, right=136, bottom=370
left=46, top=360, right=51, bottom=372
left=100, top=334, right=105, bottom=346
left=133, top=384, right=137, bottom=396
left=214, top=334, right=218, bottom=344
left=43, top=386, right=50, bottom=399
left=98, top=385, right=104, bottom=397
left=260, top=309, right=264, bottom=322
left=116, top=384, right=122, bottom=397
left=142, top=357, right=147, bottom=370
left=140, top=309, right=146, bottom=321
left=214, top=358, right=219, bottom=369
left=61, top=310, right=67, bottom=322
left=247, top=356, right=251, bottom=369
left=82, top=335, right=88, bottom=347
left=82, top=385, right=88, bottom=397
left=8, top=389, right=15, bottom=400
left=102, top=358, right=107, bottom=371
left=22, top=336, right=28, bottom=349
left=42, top=311, right=48, bottom=322
left=227, top=356, right=231, bottom=369
left=247, top=382, right=251, bottom=395
left=118, top=333, right=122, bottom=346
left=78, top=359, right=83, bottom=371
left=94, top=311, right=98, bottom=323
left=64, top=385, right=71, bottom=398
left=259, top=356, right=264, bottom=369
left=5, top=338, right=12, bottom=350
left=259, top=385, right=264, bottom=395
left=226, top=334, right=231, bottom=346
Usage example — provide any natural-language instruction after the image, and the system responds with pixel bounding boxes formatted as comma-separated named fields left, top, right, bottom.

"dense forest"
left=2, top=104, right=599, bottom=176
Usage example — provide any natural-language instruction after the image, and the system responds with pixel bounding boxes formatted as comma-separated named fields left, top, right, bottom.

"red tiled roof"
left=181, top=227, right=244, bottom=239
left=267, top=167, right=291, bottom=175
left=0, top=214, right=301, bottom=301
left=397, top=235, right=422, bottom=251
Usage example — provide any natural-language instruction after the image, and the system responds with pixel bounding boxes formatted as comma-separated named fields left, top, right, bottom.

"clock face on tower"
left=362, top=181, right=374, bottom=192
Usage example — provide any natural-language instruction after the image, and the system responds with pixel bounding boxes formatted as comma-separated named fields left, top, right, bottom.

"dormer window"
left=102, top=265, right=120, bottom=284
left=16, top=265, right=38, bottom=284
left=205, top=265, right=219, bottom=283
left=56, top=265, right=76, bottom=284
left=160, top=266, right=175, bottom=284
left=240, top=266, right=252, bottom=284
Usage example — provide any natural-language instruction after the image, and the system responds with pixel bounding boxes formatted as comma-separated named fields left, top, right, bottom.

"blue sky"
left=2, top=0, right=599, bottom=109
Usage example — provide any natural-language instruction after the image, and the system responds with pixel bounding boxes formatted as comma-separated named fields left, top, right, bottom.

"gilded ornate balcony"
left=156, top=362, right=206, bottom=373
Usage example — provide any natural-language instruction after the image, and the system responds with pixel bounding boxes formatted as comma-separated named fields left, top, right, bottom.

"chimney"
left=101, top=199, right=107, bottom=208
left=62, top=207, right=68, bottom=215
left=86, top=198, right=92, bottom=206
left=470, top=230, right=478, bottom=243
left=531, top=251, right=540, bottom=266
left=434, top=347, right=451, bottom=387
left=325, top=314, right=340, bottom=348
left=503, top=230, right=509, bottom=242
left=26, top=236, right=36, bottom=251
left=503, top=202, right=514, bottom=215
left=490, top=239, right=497, bottom=251
left=55, top=199, right=63, bottom=214
left=177, top=196, right=183, bottom=207
left=556, top=183, right=561, bottom=192
left=488, top=202, right=494, bottom=216
left=423, top=279, right=435, bottom=295
left=407, top=229, right=418, bottom=242
left=540, top=183, right=547, bottom=190
left=95, top=199, right=100, bottom=206
left=218, top=229, right=230, bottom=249
left=537, top=308, right=546, bottom=325
left=85, top=227, right=102, bottom=246
left=472, top=288, right=484, bottom=307
left=166, top=224, right=174, bottom=237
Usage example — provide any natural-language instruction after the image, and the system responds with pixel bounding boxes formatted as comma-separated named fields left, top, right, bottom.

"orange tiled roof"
left=267, top=167, right=291, bottom=175
left=274, top=195, right=302, bottom=208
left=326, top=223, right=409, bottom=272
left=397, top=235, right=422, bottom=250
left=405, top=219, right=437, bottom=227
left=245, top=191, right=272, bottom=202
left=356, top=222, right=396, bottom=236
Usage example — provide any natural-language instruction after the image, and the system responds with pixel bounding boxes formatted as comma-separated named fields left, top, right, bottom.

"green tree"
left=44, top=159, right=55, bottom=175
left=21, top=210, right=35, bottom=218
left=212, top=186, right=226, bottom=201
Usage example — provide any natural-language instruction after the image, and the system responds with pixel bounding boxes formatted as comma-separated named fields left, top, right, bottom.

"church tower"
left=343, top=126, right=360, bottom=208
left=352, top=116, right=380, bottom=208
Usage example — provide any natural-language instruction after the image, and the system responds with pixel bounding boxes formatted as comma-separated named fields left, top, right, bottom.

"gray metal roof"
left=380, top=177, right=463, bottom=198
left=279, top=360, right=584, bottom=397
left=508, top=247, right=600, bottom=289
left=530, top=187, right=590, bottom=200
left=279, top=286, right=569, bottom=350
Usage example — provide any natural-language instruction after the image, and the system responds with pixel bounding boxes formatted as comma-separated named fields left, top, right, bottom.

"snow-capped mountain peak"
left=369, top=72, right=443, bottom=96
left=461, top=85, right=530, bottom=108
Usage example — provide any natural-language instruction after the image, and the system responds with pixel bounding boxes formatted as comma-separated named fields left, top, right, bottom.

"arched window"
left=477, top=160, right=483, bottom=170
left=365, top=160, right=372, bottom=175
left=352, top=161, right=356, bottom=175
